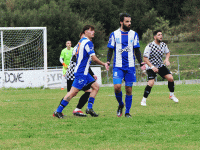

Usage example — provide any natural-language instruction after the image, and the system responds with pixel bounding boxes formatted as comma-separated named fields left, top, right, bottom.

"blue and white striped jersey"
left=74, top=37, right=95, bottom=76
left=107, top=28, right=140, bottom=69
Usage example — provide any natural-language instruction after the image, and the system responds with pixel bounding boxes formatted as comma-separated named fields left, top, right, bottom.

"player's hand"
left=140, top=62, right=146, bottom=70
left=93, top=75, right=98, bottom=80
left=62, top=63, right=68, bottom=69
left=152, top=66, right=159, bottom=73
left=105, top=62, right=109, bottom=71
left=164, top=59, right=170, bottom=66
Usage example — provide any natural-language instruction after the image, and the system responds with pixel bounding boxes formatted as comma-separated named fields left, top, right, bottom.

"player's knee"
left=91, top=82, right=99, bottom=91
left=167, top=75, right=174, bottom=82
left=85, top=89, right=92, bottom=93
left=114, top=85, right=121, bottom=93
left=168, top=78, right=174, bottom=82
left=125, top=86, right=132, bottom=95
left=148, top=80, right=154, bottom=87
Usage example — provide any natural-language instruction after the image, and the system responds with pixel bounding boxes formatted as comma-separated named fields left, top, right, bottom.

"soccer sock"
left=170, top=92, right=174, bottom=96
left=74, top=108, right=81, bottom=111
left=125, top=95, right=132, bottom=114
left=56, top=99, right=69, bottom=113
left=87, top=97, right=95, bottom=109
left=77, top=92, right=90, bottom=109
left=142, top=97, right=147, bottom=102
left=168, top=81, right=174, bottom=92
left=143, top=85, right=152, bottom=98
left=115, top=91, right=124, bottom=106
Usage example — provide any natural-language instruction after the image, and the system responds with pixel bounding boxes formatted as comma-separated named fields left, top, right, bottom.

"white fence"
left=0, top=67, right=101, bottom=89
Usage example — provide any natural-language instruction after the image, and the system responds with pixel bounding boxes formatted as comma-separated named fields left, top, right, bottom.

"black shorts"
left=67, top=79, right=74, bottom=92
left=147, top=66, right=171, bottom=80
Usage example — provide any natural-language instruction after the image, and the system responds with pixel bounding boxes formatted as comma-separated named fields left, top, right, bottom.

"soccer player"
left=60, top=40, right=73, bottom=90
left=107, top=13, right=145, bottom=118
left=53, top=25, right=109, bottom=118
left=65, top=32, right=97, bottom=117
left=141, top=30, right=179, bottom=106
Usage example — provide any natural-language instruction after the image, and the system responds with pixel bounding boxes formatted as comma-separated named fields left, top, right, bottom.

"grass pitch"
left=0, top=84, right=200, bottom=149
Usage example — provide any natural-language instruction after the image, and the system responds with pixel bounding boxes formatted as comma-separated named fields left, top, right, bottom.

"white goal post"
left=0, top=27, right=47, bottom=88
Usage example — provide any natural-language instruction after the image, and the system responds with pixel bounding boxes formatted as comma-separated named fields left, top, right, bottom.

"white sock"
left=142, top=97, right=146, bottom=102
left=170, top=92, right=174, bottom=96
left=74, top=108, right=81, bottom=111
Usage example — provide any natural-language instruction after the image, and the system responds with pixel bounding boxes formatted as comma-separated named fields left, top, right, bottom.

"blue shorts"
left=72, top=74, right=95, bottom=90
left=113, top=67, right=136, bottom=86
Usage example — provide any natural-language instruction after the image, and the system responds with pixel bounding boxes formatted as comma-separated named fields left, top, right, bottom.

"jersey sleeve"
left=107, top=32, right=115, bottom=49
left=143, top=45, right=151, bottom=58
left=164, top=44, right=170, bottom=54
left=60, top=49, right=65, bottom=58
left=85, top=41, right=95, bottom=56
left=133, top=32, right=140, bottom=48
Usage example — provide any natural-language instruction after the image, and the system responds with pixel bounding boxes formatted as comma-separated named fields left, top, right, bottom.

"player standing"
left=60, top=41, right=73, bottom=90
left=141, top=30, right=179, bottom=106
left=53, top=25, right=109, bottom=118
left=107, top=13, right=145, bottom=118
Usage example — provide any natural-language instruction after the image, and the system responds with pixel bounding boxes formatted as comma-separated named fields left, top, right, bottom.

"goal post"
left=0, top=27, right=47, bottom=88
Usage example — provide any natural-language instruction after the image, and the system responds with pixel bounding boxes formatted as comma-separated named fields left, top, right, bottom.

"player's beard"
left=156, top=38, right=162, bottom=43
left=123, top=23, right=131, bottom=31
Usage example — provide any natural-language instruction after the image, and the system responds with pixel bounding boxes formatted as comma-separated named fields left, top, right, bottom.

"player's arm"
left=91, top=55, right=109, bottom=71
left=60, top=50, right=68, bottom=68
left=164, top=52, right=170, bottom=66
left=59, top=57, right=64, bottom=64
left=89, top=67, right=97, bottom=80
left=134, top=47, right=146, bottom=70
left=134, top=47, right=145, bottom=66
left=143, top=45, right=158, bottom=73
left=59, top=57, right=68, bottom=68
left=107, top=48, right=114, bottom=66
left=143, top=56, right=158, bottom=73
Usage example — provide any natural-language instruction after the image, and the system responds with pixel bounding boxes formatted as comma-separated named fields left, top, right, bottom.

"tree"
left=68, top=0, right=120, bottom=36
left=122, top=0, right=152, bottom=37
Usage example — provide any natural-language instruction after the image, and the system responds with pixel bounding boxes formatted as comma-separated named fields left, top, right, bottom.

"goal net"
left=0, top=27, right=47, bottom=88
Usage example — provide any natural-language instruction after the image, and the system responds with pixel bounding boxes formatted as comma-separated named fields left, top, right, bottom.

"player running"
left=53, top=25, right=109, bottom=118
left=61, top=32, right=97, bottom=117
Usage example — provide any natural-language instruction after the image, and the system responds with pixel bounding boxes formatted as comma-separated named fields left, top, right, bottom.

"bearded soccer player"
left=141, top=30, right=179, bottom=106
left=107, top=13, right=145, bottom=118
left=53, top=25, right=109, bottom=118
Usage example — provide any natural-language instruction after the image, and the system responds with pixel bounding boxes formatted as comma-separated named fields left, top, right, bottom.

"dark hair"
left=82, top=25, right=95, bottom=34
left=119, top=13, right=131, bottom=22
left=153, top=30, right=162, bottom=36
left=79, top=32, right=84, bottom=38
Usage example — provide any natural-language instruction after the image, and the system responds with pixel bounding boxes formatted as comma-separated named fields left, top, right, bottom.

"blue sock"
left=115, top=91, right=124, bottom=106
left=125, top=95, right=132, bottom=114
left=56, top=99, right=69, bottom=113
left=87, top=97, right=95, bottom=109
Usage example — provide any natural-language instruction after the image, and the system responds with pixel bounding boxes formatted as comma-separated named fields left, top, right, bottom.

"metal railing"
left=103, top=54, right=200, bottom=84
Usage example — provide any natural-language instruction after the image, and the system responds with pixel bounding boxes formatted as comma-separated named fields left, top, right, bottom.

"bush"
left=142, top=8, right=200, bottom=43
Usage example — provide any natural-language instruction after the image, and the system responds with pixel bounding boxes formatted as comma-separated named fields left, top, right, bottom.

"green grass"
left=0, top=84, right=200, bottom=149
